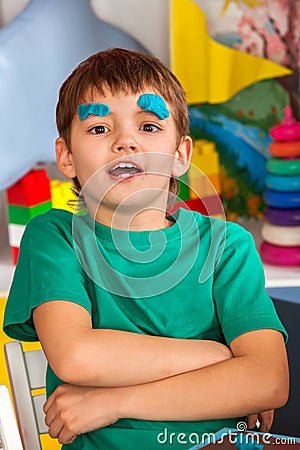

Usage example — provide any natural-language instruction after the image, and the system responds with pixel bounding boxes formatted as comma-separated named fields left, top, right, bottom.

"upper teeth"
left=111, top=162, right=138, bottom=170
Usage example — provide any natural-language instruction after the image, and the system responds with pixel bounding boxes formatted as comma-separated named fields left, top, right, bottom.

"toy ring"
left=269, top=140, right=300, bottom=158
left=265, top=174, right=300, bottom=192
left=263, top=189, right=300, bottom=208
left=264, top=206, right=300, bottom=226
left=266, top=157, right=300, bottom=176
left=260, top=241, right=300, bottom=266
left=262, top=223, right=300, bottom=246
left=270, top=106, right=300, bottom=141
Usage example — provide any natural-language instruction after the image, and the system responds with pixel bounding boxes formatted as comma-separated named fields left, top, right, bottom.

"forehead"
left=78, top=87, right=174, bottom=119
left=81, top=82, right=171, bottom=102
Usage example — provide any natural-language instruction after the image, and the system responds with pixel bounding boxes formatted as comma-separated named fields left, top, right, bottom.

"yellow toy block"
left=50, top=180, right=77, bottom=212
left=189, top=174, right=222, bottom=199
left=189, top=139, right=222, bottom=198
left=190, top=139, right=220, bottom=176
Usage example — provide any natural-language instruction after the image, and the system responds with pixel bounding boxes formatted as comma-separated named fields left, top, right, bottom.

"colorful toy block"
left=178, top=172, right=190, bottom=201
left=7, top=201, right=52, bottom=225
left=190, top=140, right=221, bottom=176
left=176, top=139, right=223, bottom=218
left=50, top=180, right=76, bottom=212
left=11, top=246, right=20, bottom=266
left=172, top=197, right=224, bottom=220
left=6, top=168, right=52, bottom=265
left=8, top=224, right=26, bottom=248
left=6, top=169, right=52, bottom=207
left=5, top=170, right=82, bottom=264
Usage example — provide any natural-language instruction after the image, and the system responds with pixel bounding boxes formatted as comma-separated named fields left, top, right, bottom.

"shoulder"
left=28, top=207, right=73, bottom=227
left=26, top=208, right=74, bottom=235
left=176, top=208, right=252, bottom=246
left=21, top=208, right=76, bottom=249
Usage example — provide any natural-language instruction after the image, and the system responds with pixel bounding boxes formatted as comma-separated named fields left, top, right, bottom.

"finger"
left=247, top=414, right=258, bottom=429
left=258, top=410, right=274, bottom=432
left=44, top=384, right=70, bottom=413
left=58, top=428, right=78, bottom=445
left=45, top=408, right=57, bottom=427
left=44, top=391, right=58, bottom=414
left=48, top=416, right=65, bottom=439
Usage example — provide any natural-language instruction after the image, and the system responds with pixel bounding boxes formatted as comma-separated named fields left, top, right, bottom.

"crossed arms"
left=33, top=300, right=289, bottom=444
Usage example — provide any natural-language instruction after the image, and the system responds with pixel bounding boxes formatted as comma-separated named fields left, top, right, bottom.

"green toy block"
left=8, top=200, right=52, bottom=225
left=178, top=172, right=190, bottom=200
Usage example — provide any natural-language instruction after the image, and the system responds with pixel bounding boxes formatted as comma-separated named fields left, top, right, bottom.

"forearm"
left=115, top=354, right=288, bottom=422
left=113, top=330, right=289, bottom=422
left=60, top=328, right=232, bottom=386
left=45, top=330, right=288, bottom=439
left=34, top=300, right=233, bottom=387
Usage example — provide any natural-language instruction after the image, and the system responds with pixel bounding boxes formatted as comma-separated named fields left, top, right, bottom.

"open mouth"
left=108, top=161, right=143, bottom=179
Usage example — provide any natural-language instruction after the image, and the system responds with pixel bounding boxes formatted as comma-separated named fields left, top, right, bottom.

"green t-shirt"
left=3, top=208, right=287, bottom=450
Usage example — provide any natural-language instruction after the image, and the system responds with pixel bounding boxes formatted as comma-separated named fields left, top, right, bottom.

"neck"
left=90, top=204, right=172, bottom=231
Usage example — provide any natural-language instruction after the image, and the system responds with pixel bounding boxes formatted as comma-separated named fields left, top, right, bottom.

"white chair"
left=0, top=384, right=24, bottom=450
left=4, top=341, right=48, bottom=450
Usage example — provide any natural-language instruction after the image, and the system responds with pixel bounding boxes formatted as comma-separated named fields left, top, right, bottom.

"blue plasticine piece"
left=137, top=93, right=170, bottom=120
left=78, top=103, right=110, bottom=120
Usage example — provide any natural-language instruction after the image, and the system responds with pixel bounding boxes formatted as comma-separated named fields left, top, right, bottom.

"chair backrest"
left=4, top=341, right=48, bottom=450
left=0, top=384, right=24, bottom=450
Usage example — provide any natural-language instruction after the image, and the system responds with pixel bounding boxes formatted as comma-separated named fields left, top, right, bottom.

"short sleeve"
left=213, top=224, right=288, bottom=345
left=3, top=211, right=92, bottom=342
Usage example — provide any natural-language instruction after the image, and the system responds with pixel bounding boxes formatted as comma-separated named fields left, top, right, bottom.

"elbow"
left=271, top=376, right=289, bottom=409
left=263, top=367, right=290, bottom=410
left=49, top=341, right=92, bottom=385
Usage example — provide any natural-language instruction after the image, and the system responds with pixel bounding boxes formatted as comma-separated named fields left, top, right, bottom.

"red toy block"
left=172, top=196, right=224, bottom=217
left=6, top=169, right=52, bottom=207
left=11, top=247, right=19, bottom=265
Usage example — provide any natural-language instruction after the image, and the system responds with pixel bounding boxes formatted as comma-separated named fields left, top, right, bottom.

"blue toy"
left=265, top=174, right=300, bottom=192
left=263, top=189, right=300, bottom=208
left=0, top=0, right=147, bottom=190
left=78, top=103, right=110, bottom=120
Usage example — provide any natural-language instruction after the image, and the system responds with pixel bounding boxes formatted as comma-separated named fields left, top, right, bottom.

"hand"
left=44, top=384, right=120, bottom=445
left=247, top=410, right=274, bottom=432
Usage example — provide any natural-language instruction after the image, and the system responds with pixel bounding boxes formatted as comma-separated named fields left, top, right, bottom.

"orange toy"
left=269, top=140, right=300, bottom=158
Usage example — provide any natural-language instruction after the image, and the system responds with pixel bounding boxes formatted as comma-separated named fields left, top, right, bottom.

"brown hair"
left=56, top=47, right=190, bottom=210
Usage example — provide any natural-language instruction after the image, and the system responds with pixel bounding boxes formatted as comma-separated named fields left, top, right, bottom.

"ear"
left=172, top=135, right=193, bottom=177
left=55, top=137, right=76, bottom=179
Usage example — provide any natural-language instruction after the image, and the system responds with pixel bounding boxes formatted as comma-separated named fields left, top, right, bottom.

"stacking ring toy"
left=262, top=223, right=300, bottom=246
left=269, top=140, right=300, bottom=158
left=266, top=174, right=300, bottom=192
left=270, top=106, right=300, bottom=141
left=263, top=189, right=300, bottom=208
left=264, top=206, right=300, bottom=226
left=266, top=157, right=300, bottom=175
left=260, top=241, right=300, bottom=266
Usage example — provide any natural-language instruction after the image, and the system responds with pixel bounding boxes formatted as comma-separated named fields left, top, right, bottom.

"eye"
left=88, top=125, right=110, bottom=134
left=140, top=123, right=160, bottom=133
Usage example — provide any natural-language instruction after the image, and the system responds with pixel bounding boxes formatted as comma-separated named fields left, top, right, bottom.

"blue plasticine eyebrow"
left=77, top=103, right=110, bottom=120
left=137, top=94, right=170, bottom=120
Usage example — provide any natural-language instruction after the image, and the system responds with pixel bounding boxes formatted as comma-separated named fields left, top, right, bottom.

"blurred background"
left=0, top=0, right=299, bottom=440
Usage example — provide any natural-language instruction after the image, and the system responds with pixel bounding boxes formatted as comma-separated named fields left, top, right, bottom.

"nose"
left=112, top=128, right=139, bottom=153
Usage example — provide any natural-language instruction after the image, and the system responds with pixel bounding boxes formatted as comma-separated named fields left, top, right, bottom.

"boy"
left=3, top=48, right=288, bottom=449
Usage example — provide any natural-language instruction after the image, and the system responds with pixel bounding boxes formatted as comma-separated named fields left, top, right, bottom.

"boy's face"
left=56, top=89, right=192, bottom=226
